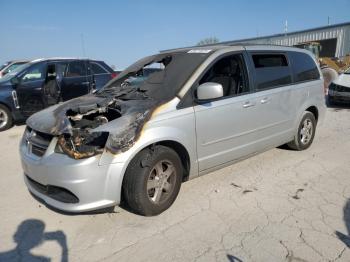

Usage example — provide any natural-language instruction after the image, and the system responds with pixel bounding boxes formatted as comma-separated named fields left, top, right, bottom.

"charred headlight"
left=55, top=131, right=109, bottom=159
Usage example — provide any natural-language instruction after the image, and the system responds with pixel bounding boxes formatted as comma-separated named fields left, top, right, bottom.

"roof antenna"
left=327, top=16, right=331, bottom=25
left=80, top=33, right=86, bottom=57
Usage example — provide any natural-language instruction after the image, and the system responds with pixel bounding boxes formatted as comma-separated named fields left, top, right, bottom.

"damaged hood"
left=26, top=93, right=157, bottom=135
left=26, top=95, right=115, bottom=135
left=25, top=48, right=215, bottom=158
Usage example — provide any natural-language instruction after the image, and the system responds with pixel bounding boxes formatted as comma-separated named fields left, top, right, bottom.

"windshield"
left=0, top=63, right=32, bottom=83
left=3, top=62, right=28, bottom=75
left=98, top=50, right=213, bottom=101
left=123, top=64, right=165, bottom=87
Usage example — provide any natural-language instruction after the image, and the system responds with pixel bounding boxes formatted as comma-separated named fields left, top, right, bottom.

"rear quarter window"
left=90, top=62, right=108, bottom=74
left=289, top=51, right=320, bottom=82
left=251, top=53, right=292, bottom=91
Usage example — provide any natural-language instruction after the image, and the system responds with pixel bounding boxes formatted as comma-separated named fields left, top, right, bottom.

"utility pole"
left=284, top=20, right=288, bottom=34
left=80, top=33, right=86, bottom=57
left=284, top=20, right=288, bottom=45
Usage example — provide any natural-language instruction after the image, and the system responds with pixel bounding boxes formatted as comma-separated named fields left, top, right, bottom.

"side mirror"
left=10, top=76, right=20, bottom=86
left=196, top=82, right=223, bottom=102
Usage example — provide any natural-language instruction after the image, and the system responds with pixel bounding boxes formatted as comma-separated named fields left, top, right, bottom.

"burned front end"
left=19, top=49, right=213, bottom=212
left=52, top=97, right=154, bottom=160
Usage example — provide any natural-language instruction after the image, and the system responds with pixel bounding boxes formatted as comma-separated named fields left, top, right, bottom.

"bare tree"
left=197, top=37, right=220, bottom=46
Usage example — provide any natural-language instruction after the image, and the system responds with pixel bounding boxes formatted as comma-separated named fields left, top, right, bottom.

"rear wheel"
left=0, top=104, right=13, bottom=132
left=123, top=145, right=183, bottom=216
left=287, top=111, right=316, bottom=151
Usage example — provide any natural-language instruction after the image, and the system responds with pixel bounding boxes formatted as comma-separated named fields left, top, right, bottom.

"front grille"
left=26, top=175, right=79, bottom=204
left=330, top=83, right=350, bottom=93
left=25, top=127, right=53, bottom=157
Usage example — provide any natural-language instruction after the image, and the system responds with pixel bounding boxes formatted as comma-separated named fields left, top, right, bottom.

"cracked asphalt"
left=1, top=107, right=350, bottom=262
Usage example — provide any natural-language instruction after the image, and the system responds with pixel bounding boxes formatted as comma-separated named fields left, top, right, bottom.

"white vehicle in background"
left=0, top=60, right=29, bottom=78
left=328, top=67, right=350, bottom=105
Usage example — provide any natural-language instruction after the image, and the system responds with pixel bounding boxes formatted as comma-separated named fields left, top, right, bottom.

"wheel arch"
left=0, top=101, right=12, bottom=112
left=305, top=105, right=319, bottom=122
left=154, top=140, right=191, bottom=182
left=118, top=139, right=192, bottom=204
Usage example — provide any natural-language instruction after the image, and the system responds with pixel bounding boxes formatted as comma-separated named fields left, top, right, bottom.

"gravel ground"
left=0, top=107, right=350, bottom=262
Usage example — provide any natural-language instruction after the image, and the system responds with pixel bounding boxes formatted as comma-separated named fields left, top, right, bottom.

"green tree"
left=197, top=37, right=220, bottom=46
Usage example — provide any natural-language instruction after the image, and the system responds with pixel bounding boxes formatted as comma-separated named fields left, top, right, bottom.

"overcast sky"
left=2, top=0, right=350, bottom=69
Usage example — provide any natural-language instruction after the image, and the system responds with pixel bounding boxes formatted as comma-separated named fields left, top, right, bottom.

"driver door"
left=194, top=53, right=262, bottom=172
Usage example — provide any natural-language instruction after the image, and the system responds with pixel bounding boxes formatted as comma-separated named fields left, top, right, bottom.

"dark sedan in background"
left=0, top=58, right=116, bottom=131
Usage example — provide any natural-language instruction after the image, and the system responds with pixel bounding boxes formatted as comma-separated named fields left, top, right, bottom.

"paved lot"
left=0, top=107, right=350, bottom=262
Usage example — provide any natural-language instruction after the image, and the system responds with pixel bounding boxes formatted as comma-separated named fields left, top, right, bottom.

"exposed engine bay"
left=54, top=96, right=156, bottom=159
left=26, top=49, right=213, bottom=159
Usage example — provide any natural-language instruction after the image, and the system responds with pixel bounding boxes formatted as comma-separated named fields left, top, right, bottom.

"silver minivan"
left=20, top=45, right=325, bottom=216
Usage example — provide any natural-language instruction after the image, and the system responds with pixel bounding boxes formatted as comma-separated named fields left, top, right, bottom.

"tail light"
left=111, top=72, right=118, bottom=79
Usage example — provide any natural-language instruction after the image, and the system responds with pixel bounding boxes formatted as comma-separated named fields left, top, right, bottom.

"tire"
left=123, top=145, right=183, bottom=216
left=287, top=111, right=316, bottom=151
left=0, top=104, right=13, bottom=132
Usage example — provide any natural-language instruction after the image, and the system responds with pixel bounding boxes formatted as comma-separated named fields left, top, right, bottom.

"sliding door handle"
left=260, top=97, right=270, bottom=104
left=243, top=101, right=255, bottom=108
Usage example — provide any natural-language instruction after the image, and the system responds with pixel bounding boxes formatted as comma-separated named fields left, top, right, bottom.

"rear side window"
left=90, top=62, right=108, bottom=74
left=65, top=61, right=87, bottom=77
left=251, top=53, right=292, bottom=90
left=252, top=54, right=288, bottom=68
left=289, top=52, right=320, bottom=82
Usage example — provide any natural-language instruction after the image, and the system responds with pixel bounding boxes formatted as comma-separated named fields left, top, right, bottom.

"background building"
left=221, top=22, right=350, bottom=58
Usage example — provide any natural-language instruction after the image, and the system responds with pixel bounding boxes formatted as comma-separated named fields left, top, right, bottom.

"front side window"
left=197, top=54, right=249, bottom=98
left=251, top=53, right=292, bottom=90
left=65, top=61, right=87, bottom=77
left=289, top=52, right=320, bottom=82
left=21, top=63, right=46, bottom=82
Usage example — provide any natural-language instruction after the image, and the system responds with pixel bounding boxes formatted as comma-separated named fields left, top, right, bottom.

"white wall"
left=237, top=25, right=350, bottom=58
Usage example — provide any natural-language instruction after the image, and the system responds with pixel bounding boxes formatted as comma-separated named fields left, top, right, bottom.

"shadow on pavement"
left=227, top=254, right=243, bottom=262
left=336, top=199, right=350, bottom=248
left=0, top=219, right=68, bottom=262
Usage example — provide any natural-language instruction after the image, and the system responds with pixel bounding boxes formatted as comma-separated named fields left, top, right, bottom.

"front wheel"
left=0, top=104, right=13, bottom=132
left=287, top=111, right=316, bottom=151
left=122, top=145, right=183, bottom=216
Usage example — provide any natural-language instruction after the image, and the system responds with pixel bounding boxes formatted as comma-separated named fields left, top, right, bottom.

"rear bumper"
left=20, top=135, right=125, bottom=213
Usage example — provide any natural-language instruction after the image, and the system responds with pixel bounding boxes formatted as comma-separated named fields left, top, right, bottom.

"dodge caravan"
left=20, top=45, right=325, bottom=216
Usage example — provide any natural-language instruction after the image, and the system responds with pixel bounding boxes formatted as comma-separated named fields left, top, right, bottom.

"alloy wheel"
left=0, top=108, right=8, bottom=129
left=147, top=160, right=176, bottom=204
left=300, top=118, right=313, bottom=145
